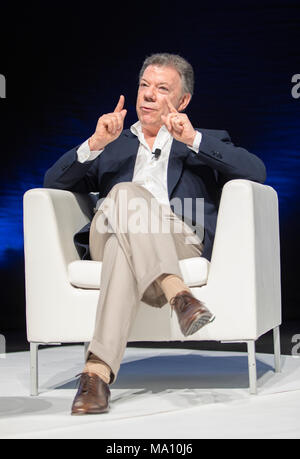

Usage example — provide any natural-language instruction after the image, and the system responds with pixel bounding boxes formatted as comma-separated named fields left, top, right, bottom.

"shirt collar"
left=130, top=120, right=171, bottom=144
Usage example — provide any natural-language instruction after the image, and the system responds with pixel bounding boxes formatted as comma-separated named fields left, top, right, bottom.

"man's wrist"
left=187, top=130, right=202, bottom=153
left=186, top=130, right=197, bottom=148
left=88, top=135, right=106, bottom=151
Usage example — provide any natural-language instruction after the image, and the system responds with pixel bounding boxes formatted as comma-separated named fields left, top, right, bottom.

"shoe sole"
left=71, top=406, right=110, bottom=415
left=184, top=312, right=215, bottom=337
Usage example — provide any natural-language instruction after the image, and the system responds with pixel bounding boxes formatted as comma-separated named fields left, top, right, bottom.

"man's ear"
left=178, top=93, right=191, bottom=112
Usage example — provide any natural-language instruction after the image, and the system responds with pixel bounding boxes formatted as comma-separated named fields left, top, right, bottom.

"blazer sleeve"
left=195, top=129, right=267, bottom=184
left=43, top=145, right=99, bottom=193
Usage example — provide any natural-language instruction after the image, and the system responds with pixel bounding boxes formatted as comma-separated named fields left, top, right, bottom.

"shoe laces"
left=169, top=290, right=192, bottom=317
left=75, top=373, right=98, bottom=394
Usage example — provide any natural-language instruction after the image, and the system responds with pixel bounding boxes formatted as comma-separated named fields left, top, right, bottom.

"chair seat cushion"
left=68, top=257, right=210, bottom=290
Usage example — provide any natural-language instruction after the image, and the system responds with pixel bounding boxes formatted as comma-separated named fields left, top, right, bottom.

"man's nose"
left=144, top=86, right=156, bottom=101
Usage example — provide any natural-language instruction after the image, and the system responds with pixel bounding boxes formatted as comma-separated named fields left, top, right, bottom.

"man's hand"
left=161, top=98, right=196, bottom=147
left=88, top=95, right=127, bottom=151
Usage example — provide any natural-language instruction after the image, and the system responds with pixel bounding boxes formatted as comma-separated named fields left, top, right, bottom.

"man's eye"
left=159, top=86, right=168, bottom=92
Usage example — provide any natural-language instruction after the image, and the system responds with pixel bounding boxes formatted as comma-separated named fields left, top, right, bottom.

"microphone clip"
left=152, top=148, right=161, bottom=160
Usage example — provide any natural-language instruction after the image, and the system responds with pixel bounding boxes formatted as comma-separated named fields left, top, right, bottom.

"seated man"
left=43, top=53, right=266, bottom=415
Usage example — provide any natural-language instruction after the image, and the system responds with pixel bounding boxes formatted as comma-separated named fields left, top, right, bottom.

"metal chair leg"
left=247, top=340, right=257, bottom=395
left=30, top=343, right=39, bottom=396
left=273, top=326, right=281, bottom=373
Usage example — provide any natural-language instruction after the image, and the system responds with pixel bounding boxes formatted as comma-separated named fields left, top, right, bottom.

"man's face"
left=136, top=65, right=189, bottom=132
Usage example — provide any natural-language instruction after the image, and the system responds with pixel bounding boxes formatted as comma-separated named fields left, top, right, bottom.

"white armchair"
left=23, top=179, right=282, bottom=396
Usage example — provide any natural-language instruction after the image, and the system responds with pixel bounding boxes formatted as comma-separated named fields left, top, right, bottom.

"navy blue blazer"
left=43, top=128, right=266, bottom=261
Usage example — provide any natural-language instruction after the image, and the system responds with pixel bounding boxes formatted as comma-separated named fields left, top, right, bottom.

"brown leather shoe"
left=170, top=290, right=215, bottom=337
left=71, top=372, right=111, bottom=415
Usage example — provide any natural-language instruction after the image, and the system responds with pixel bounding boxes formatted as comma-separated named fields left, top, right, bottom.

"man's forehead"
left=141, top=65, right=181, bottom=85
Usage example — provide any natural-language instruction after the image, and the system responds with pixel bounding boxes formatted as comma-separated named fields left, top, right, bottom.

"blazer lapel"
left=167, top=139, right=190, bottom=197
left=121, top=130, right=140, bottom=179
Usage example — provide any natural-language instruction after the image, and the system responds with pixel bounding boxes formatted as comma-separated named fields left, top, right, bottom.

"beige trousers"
left=87, top=182, right=203, bottom=383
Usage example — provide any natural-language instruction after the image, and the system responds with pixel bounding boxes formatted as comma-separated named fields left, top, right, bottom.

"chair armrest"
left=23, top=188, right=97, bottom=342
left=206, top=179, right=281, bottom=338
left=23, top=188, right=93, bottom=267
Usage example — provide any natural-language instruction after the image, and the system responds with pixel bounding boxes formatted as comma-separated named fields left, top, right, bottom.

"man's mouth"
left=140, top=106, right=156, bottom=112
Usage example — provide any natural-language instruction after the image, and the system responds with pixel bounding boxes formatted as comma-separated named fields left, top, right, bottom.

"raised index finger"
left=114, top=95, right=125, bottom=113
left=165, top=97, right=178, bottom=113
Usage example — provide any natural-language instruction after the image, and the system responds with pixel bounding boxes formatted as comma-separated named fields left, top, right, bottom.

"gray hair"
left=139, top=53, right=194, bottom=96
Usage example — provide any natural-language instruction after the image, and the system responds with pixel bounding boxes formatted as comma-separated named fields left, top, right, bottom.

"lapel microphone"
left=152, top=148, right=162, bottom=160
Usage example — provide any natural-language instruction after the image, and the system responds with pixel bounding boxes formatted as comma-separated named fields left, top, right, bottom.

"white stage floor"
left=0, top=345, right=300, bottom=439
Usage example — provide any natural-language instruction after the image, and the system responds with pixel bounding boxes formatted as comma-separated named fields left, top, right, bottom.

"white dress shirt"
left=77, top=121, right=202, bottom=206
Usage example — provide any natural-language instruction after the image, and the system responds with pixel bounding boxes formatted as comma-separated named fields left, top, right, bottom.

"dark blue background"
left=0, top=0, right=299, bottom=332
